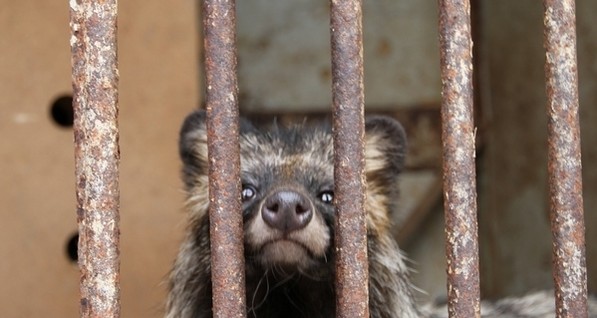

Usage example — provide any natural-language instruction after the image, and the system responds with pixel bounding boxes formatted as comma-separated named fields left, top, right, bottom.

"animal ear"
left=364, top=116, right=408, bottom=186
left=179, top=109, right=256, bottom=189
left=179, top=110, right=209, bottom=189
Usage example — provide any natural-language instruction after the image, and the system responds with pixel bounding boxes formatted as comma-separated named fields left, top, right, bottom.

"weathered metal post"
left=543, top=0, right=588, bottom=316
left=329, top=0, right=369, bottom=317
left=69, top=0, right=121, bottom=317
left=438, top=0, right=481, bottom=317
left=202, top=0, right=246, bottom=317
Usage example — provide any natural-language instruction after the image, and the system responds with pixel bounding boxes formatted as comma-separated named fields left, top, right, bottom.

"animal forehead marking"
left=241, top=152, right=329, bottom=171
left=239, top=131, right=334, bottom=177
left=279, top=154, right=319, bottom=178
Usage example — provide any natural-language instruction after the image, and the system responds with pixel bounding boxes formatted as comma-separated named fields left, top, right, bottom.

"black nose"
left=262, top=190, right=313, bottom=233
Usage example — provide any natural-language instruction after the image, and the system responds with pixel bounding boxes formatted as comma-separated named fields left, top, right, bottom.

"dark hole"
left=66, top=232, right=79, bottom=263
left=50, top=95, right=74, bottom=127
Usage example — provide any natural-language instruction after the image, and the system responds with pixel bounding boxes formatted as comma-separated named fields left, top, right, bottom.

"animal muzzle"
left=262, top=190, right=313, bottom=233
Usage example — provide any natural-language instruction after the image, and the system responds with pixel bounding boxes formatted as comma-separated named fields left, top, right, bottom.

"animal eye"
left=241, top=185, right=256, bottom=202
left=319, top=191, right=334, bottom=204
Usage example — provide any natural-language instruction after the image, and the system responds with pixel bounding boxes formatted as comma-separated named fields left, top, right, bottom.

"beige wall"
left=0, top=1, right=198, bottom=316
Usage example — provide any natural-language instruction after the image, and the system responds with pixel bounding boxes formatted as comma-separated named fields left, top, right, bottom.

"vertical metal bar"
left=202, top=1, right=246, bottom=317
left=543, top=1, right=588, bottom=317
left=69, top=1, right=120, bottom=317
left=438, top=1, right=481, bottom=317
left=329, top=1, right=368, bottom=317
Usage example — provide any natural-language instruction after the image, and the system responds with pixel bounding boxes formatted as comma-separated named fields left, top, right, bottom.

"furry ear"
left=179, top=109, right=257, bottom=189
left=179, top=110, right=209, bottom=190
left=364, top=116, right=408, bottom=188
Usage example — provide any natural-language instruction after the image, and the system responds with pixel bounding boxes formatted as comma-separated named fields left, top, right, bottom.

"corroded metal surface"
left=543, top=1, right=588, bottom=317
left=69, top=0, right=121, bottom=317
left=438, top=0, right=481, bottom=317
left=235, top=1, right=441, bottom=112
left=202, top=0, right=246, bottom=317
left=329, top=0, right=369, bottom=317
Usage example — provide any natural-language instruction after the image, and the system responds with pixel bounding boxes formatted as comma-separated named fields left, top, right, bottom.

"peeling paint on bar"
left=438, top=0, right=481, bottom=317
left=202, top=0, right=247, bottom=317
left=329, top=0, right=369, bottom=317
left=543, top=0, right=588, bottom=317
left=69, top=0, right=121, bottom=317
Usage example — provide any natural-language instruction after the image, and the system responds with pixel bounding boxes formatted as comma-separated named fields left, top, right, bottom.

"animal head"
left=179, top=110, right=407, bottom=273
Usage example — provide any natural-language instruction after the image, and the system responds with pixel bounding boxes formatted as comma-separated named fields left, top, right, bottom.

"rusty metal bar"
left=202, top=0, right=246, bottom=317
left=543, top=1, right=588, bottom=317
left=329, top=0, right=368, bottom=317
left=69, top=0, right=120, bottom=317
left=438, top=0, right=481, bottom=317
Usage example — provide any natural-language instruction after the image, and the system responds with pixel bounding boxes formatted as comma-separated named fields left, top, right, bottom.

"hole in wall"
left=66, top=232, right=79, bottom=263
left=50, top=95, right=74, bottom=127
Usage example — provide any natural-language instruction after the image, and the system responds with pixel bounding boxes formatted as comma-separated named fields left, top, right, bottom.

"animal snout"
left=262, top=190, right=313, bottom=233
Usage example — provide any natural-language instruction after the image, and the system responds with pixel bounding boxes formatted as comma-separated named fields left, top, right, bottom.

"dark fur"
left=166, top=110, right=419, bottom=318
left=166, top=110, right=597, bottom=318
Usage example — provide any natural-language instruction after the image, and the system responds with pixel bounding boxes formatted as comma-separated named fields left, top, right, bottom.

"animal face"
left=179, top=111, right=407, bottom=275
left=237, top=122, right=336, bottom=272
left=169, top=110, right=415, bottom=318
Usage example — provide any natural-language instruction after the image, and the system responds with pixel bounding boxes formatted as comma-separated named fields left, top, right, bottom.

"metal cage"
left=69, top=0, right=587, bottom=317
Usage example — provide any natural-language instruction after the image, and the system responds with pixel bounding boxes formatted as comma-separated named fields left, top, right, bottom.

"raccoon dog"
left=165, top=110, right=420, bottom=318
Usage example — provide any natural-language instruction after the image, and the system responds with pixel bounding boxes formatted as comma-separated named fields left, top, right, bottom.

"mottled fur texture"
left=167, top=110, right=597, bottom=318
left=166, top=110, right=419, bottom=318
left=424, top=290, right=597, bottom=318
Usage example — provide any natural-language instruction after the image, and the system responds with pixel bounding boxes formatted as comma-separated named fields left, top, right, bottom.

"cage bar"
left=437, top=0, right=481, bottom=317
left=69, top=0, right=121, bottom=317
left=543, top=0, right=588, bottom=317
left=202, top=0, right=247, bottom=317
left=329, top=0, right=369, bottom=317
